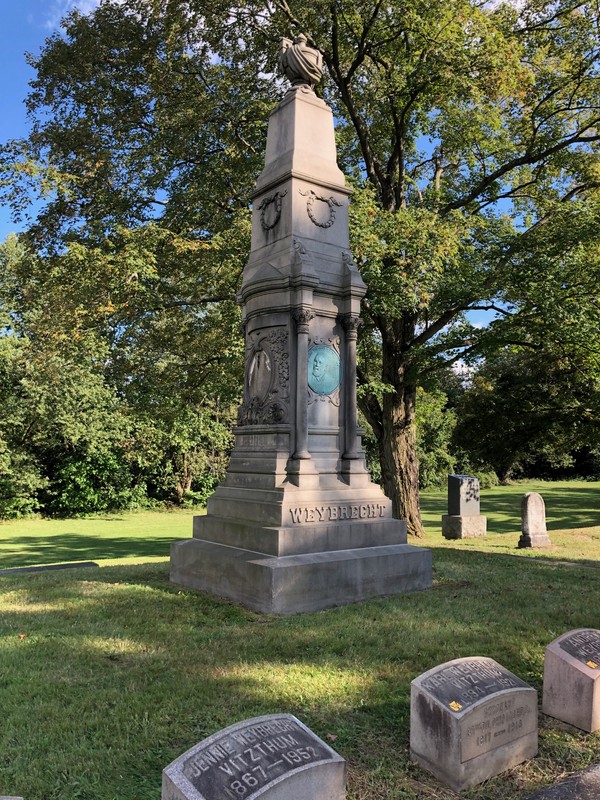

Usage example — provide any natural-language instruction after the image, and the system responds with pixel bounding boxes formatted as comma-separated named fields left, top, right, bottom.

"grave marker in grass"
left=410, top=656, right=537, bottom=791
left=162, top=714, right=345, bottom=800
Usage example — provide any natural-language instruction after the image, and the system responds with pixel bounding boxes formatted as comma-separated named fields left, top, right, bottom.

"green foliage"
left=454, top=346, right=600, bottom=482
left=46, top=451, right=143, bottom=516
left=415, top=388, right=457, bottom=489
left=1, top=0, right=599, bottom=524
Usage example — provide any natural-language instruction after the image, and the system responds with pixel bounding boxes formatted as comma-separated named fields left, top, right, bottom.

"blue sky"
left=0, top=1, right=100, bottom=240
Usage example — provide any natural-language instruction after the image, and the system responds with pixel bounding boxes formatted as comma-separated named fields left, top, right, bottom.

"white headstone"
left=543, top=629, right=600, bottom=732
left=518, top=492, right=551, bottom=548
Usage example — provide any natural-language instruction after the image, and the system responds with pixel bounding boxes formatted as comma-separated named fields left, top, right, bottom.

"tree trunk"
left=379, top=382, right=424, bottom=537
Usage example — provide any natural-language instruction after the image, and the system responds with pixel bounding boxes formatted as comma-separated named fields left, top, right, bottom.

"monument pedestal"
left=171, top=539, right=430, bottom=615
left=170, top=39, right=431, bottom=614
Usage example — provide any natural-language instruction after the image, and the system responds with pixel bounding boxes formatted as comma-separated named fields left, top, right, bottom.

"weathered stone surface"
left=518, top=492, right=552, bottom=548
left=543, top=629, right=600, bottom=732
left=441, top=515, right=487, bottom=540
left=170, top=36, right=431, bottom=613
left=410, top=656, right=538, bottom=792
left=171, top=540, right=431, bottom=615
left=162, top=714, right=345, bottom=800
left=448, top=474, right=481, bottom=516
left=523, top=765, right=600, bottom=799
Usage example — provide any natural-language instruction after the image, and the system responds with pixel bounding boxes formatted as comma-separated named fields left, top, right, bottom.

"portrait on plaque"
left=308, top=345, right=342, bottom=396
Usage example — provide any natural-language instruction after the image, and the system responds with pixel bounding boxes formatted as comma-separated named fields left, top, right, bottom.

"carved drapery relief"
left=307, top=335, right=342, bottom=406
left=299, top=189, right=343, bottom=229
left=238, top=328, right=290, bottom=425
left=258, top=190, right=287, bottom=231
left=279, top=35, right=323, bottom=88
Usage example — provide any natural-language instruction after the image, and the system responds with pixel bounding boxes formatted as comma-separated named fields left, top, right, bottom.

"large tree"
left=2, top=0, right=599, bottom=532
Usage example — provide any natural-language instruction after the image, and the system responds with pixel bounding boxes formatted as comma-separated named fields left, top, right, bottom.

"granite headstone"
left=542, top=629, right=600, bottom=732
left=442, top=475, right=487, bottom=539
left=162, top=714, right=346, bottom=800
left=411, top=656, right=538, bottom=791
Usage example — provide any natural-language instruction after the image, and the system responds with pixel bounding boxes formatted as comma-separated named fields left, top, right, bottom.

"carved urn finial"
left=279, top=34, right=323, bottom=88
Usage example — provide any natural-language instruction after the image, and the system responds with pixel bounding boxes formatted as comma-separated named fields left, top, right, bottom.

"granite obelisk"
left=170, top=36, right=432, bottom=614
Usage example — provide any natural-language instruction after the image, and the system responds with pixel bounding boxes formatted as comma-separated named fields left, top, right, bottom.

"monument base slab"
left=170, top=538, right=432, bottom=615
left=442, top=515, right=487, bottom=539
left=518, top=533, right=552, bottom=548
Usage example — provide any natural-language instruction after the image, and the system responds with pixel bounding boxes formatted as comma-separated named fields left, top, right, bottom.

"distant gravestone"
left=518, top=492, right=551, bottom=548
left=543, top=629, right=600, bottom=732
left=162, top=714, right=346, bottom=800
left=410, top=656, right=537, bottom=792
left=442, top=475, right=487, bottom=539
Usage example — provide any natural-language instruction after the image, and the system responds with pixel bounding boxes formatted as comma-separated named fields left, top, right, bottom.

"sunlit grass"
left=0, top=481, right=599, bottom=798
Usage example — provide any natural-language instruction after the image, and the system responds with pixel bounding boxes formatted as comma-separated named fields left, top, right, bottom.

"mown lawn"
left=0, top=481, right=599, bottom=800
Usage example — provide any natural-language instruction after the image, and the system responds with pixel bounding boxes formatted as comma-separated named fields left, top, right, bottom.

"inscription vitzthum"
left=421, top=660, right=530, bottom=712
left=560, top=630, right=600, bottom=667
left=182, top=718, right=333, bottom=800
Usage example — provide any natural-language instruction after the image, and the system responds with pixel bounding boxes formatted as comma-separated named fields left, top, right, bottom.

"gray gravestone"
left=410, top=656, right=538, bottom=792
left=162, top=714, right=345, bottom=800
left=442, top=475, right=487, bottom=539
left=543, top=629, right=600, bottom=732
left=170, top=35, right=431, bottom=613
left=518, top=492, right=552, bottom=548
left=523, top=764, right=600, bottom=800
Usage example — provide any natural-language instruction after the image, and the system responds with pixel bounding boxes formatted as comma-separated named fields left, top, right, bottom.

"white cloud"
left=43, top=0, right=101, bottom=30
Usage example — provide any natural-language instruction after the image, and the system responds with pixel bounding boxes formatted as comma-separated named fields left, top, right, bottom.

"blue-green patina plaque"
left=308, top=345, right=342, bottom=396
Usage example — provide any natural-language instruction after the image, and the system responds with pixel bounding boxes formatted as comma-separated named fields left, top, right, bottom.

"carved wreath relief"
left=258, top=190, right=287, bottom=231
left=299, top=189, right=343, bottom=229
left=238, top=328, right=290, bottom=425
left=308, top=336, right=342, bottom=406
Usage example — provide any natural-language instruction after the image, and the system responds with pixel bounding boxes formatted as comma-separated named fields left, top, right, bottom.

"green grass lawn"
left=0, top=481, right=599, bottom=800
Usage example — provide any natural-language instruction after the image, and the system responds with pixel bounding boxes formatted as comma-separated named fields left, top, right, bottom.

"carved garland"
left=299, top=189, right=343, bottom=228
left=258, top=190, right=288, bottom=231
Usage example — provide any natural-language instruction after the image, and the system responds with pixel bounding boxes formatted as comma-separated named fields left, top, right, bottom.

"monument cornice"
left=250, top=170, right=352, bottom=201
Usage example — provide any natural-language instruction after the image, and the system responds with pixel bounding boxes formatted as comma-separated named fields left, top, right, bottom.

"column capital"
left=293, top=307, right=314, bottom=333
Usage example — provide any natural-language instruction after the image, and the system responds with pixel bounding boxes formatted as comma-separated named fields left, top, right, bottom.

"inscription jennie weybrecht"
left=162, top=714, right=345, bottom=800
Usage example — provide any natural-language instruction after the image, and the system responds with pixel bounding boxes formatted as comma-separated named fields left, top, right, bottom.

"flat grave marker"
left=411, top=656, right=537, bottom=792
left=162, top=714, right=346, bottom=800
left=543, top=629, right=600, bottom=732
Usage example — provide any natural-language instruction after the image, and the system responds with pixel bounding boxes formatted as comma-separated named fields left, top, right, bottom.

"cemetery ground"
left=0, top=481, right=599, bottom=800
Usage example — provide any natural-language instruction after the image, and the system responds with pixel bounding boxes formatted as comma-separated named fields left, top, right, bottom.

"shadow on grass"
left=1, top=549, right=599, bottom=799
left=0, top=533, right=178, bottom=569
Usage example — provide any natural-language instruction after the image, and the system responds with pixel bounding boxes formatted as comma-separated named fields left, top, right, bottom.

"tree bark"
left=379, top=381, right=423, bottom=537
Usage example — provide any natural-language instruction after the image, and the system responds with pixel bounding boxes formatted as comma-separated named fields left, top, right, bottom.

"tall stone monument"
left=170, top=35, right=432, bottom=614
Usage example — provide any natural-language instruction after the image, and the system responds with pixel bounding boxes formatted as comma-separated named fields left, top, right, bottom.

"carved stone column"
left=292, top=307, right=314, bottom=460
left=341, top=313, right=361, bottom=460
